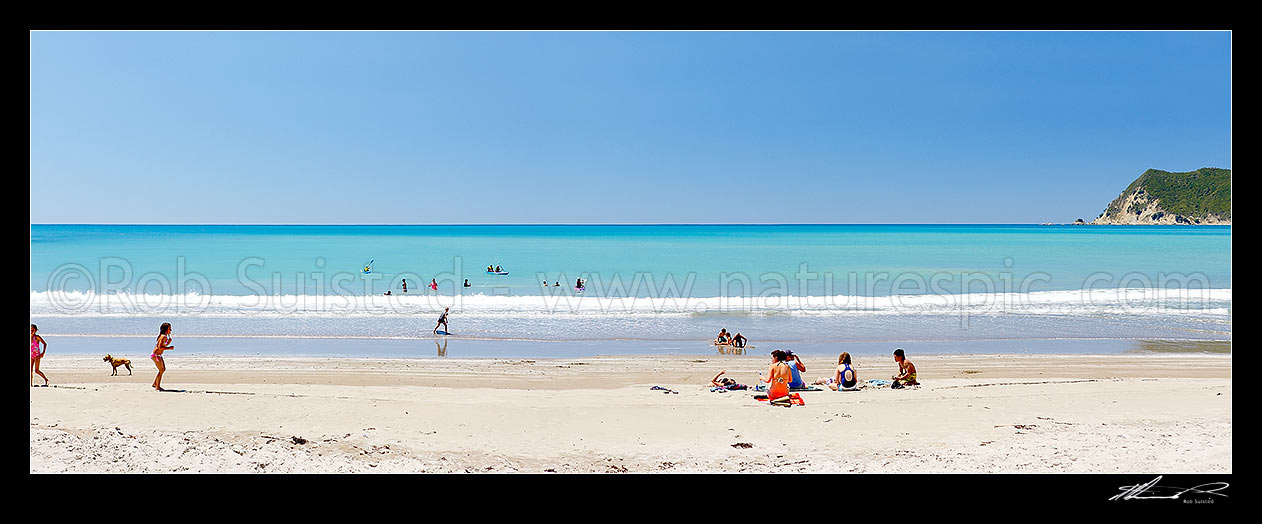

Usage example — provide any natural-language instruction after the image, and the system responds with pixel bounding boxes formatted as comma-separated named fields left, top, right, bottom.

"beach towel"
left=756, top=393, right=805, bottom=406
left=651, top=386, right=679, bottom=394
left=789, top=386, right=823, bottom=392
left=866, top=379, right=891, bottom=386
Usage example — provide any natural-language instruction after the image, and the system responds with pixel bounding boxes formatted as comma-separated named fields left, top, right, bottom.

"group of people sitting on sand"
left=709, top=347, right=920, bottom=400
left=713, top=328, right=747, bottom=348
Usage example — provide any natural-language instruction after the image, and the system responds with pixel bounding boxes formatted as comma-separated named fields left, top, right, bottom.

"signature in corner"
left=1110, top=476, right=1229, bottom=501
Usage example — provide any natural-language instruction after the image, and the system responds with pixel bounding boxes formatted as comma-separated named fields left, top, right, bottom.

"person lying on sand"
left=709, top=369, right=747, bottom=390
left=891, top=348, right=918, bottom=388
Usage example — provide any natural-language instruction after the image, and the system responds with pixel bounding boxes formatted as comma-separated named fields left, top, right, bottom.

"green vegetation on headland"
left=1091, top=167, right=1231, bottom=225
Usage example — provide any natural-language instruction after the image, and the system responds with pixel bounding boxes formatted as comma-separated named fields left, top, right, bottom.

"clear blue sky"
left=30, top=31, right=1231, bottom=224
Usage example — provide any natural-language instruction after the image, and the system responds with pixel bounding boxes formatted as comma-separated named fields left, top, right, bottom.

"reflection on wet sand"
left=1130, top=340, right=1231, bottom=354
left=435, top=338, right=447, bottom=357
left=715, top=343, right=749, bottom=355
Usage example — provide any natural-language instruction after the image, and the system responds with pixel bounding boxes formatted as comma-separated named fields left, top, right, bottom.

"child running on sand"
left=152, top=322, right=174, bottom=391
left=891, top=348, right=918, bottom=388
left=31, top=324, right=48, bottom=387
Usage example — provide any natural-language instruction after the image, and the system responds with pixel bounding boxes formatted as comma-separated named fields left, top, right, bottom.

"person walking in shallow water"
left=433, top=307, right=450, bottom=334
left=31, top=324, right=48, bottom=387
left=152, top=323, right=174, bottom=391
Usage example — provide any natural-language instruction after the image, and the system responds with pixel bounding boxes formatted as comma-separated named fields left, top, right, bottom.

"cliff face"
left=1091, top=168, right=1231, bottom=225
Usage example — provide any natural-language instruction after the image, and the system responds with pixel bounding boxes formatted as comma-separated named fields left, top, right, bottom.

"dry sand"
left=29, top=353, right=1231, bottom=473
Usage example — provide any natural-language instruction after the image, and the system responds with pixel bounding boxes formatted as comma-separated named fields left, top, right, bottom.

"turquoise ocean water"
left=30, top=224, right=1230, bottom=357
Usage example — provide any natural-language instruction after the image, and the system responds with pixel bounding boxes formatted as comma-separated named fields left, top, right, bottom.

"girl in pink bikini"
left=30, top=324, right=48, bottom=387
left=152, top=322, right=174, bottom=391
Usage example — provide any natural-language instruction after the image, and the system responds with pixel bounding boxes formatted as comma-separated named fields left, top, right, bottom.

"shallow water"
left=31, top=224, right=1230, bottom=354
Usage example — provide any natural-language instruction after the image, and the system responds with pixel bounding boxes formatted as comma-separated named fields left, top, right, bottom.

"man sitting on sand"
left=714, top=329, right=730, bottom=345
left=891, top=348, right=918, bottom=388
left=785, top=350, right=807, bottom=388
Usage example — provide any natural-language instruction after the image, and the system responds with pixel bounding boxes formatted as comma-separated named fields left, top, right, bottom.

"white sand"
left=29, top=353, right=1231, bottom=473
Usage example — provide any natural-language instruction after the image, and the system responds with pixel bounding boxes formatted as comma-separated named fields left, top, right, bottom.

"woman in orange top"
left=763, top=350, right=793, bottom=400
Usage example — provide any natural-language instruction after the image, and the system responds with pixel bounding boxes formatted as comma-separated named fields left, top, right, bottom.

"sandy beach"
left=29, top=352, right=1232, bottom=473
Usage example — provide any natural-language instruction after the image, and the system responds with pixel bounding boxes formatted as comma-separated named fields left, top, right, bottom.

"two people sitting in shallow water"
left=713, top=329, right=747, bottom=348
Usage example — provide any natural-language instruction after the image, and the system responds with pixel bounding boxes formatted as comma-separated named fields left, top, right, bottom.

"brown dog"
left=103, top=354, right=132, bottom=376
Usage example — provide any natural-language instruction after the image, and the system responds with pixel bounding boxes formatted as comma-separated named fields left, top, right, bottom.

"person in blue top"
left=783, top=350, right=807, bottom=388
